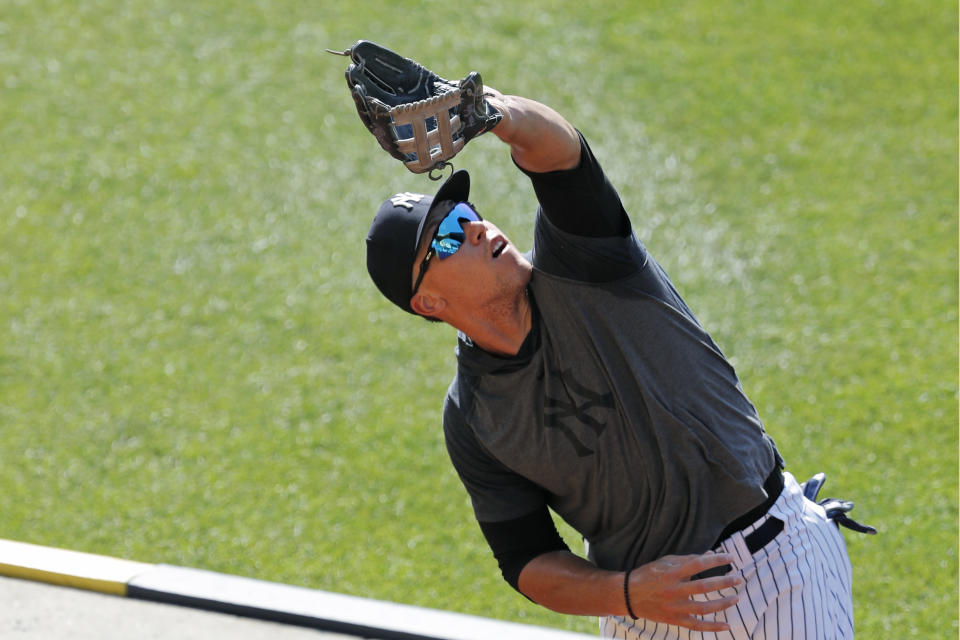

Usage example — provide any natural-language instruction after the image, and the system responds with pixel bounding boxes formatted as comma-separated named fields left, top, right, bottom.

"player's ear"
left=410, top=291, right=446, bottom=318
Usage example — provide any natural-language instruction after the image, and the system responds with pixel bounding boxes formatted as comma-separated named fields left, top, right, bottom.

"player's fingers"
left=680, top=573, right=744, bottom=596
left=679, top=592, right=740, bottom=616
left=660, top=552, right=735, bottom=577
left=672, top=615, right=733, bottom=633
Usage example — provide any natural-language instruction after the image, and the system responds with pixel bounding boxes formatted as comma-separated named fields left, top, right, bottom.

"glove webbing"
left=391, top=91, right=464, bottom=175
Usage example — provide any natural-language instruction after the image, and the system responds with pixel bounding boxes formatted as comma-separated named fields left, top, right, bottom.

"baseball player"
left=335, top=41, right=874, bottom=638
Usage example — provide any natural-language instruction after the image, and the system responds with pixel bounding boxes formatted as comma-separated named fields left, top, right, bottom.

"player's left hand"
left=626, top=553, right=743, bottom=632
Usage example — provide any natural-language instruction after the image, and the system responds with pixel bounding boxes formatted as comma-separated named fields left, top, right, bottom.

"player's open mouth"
left=492, top=238, right=507, bottom=258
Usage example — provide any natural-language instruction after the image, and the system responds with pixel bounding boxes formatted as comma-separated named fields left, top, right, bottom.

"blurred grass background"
left=0, top=0, right=956, bottom=636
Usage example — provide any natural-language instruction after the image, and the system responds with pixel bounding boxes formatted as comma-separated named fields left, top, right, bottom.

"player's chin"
left=498, top=245, right=531, bottom=272
left=500, top=250, right=532, bottom=287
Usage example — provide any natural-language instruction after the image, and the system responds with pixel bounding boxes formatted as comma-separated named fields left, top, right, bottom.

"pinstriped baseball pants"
left=600, top=472, right=854, bottom=639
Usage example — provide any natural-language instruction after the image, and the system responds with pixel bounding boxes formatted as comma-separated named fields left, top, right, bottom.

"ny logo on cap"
left=390, top=192, right=425, bottom=211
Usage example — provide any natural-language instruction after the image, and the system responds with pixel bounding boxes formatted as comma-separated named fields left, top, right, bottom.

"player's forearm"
left=517, top=549, right=743, bottom=632
left=486, top=93, right=580, bottom=174
left=517, top=550, right=628, bottom=616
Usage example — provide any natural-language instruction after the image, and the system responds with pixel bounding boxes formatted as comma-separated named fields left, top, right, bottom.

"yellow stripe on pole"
left=0, top=539, right=153, bottom=596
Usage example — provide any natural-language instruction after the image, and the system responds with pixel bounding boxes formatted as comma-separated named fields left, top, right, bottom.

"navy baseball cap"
left=366, top=170, right=471, bottom=314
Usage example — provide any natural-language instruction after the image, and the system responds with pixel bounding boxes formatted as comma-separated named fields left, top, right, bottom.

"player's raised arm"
left=483, top=89, right=581, bottom=174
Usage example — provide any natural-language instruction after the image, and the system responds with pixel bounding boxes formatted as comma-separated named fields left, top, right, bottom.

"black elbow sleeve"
left=478, top=507, right=570, bottom=593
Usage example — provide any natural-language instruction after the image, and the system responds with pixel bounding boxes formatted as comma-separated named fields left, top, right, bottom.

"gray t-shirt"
left=443, top=140, right=779, bottom=572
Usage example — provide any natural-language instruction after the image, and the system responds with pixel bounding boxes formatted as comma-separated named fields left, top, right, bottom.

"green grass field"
left=1, top=0, right=956, bottom=636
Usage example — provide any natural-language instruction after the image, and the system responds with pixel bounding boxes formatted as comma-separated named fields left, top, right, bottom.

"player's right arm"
left=516, top=548, right=743, bottom=631
left=480, top=508, right=742, bottom=631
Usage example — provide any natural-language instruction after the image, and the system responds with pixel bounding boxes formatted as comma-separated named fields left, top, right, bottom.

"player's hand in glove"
left=329, top=40, right=502, bottom=177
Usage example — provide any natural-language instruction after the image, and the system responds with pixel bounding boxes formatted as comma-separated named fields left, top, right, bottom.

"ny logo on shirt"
left=544, top=366, right=615, bottom=457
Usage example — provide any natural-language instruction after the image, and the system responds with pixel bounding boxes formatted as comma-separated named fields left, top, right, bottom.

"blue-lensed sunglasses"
left=411, top=202, right=483, bottom=297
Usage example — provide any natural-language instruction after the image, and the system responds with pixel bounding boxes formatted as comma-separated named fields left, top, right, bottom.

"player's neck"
left=450, top=288, right=532, bottom=357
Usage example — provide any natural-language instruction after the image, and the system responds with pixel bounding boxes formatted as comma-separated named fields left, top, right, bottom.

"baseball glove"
left=328, top=40, right=502, bottom=177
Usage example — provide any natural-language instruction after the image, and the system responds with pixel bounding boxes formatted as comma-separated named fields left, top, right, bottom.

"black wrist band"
left=624, top=568, right=638, bottom=619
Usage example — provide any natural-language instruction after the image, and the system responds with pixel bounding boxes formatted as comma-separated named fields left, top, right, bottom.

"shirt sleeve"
left=478, top=506, right=570, bottom=594
left=517, top=132, right=649, bottom=283
left=516, top=131, right=631, bottom=238
left=443, top=392, right=571, bottom=595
